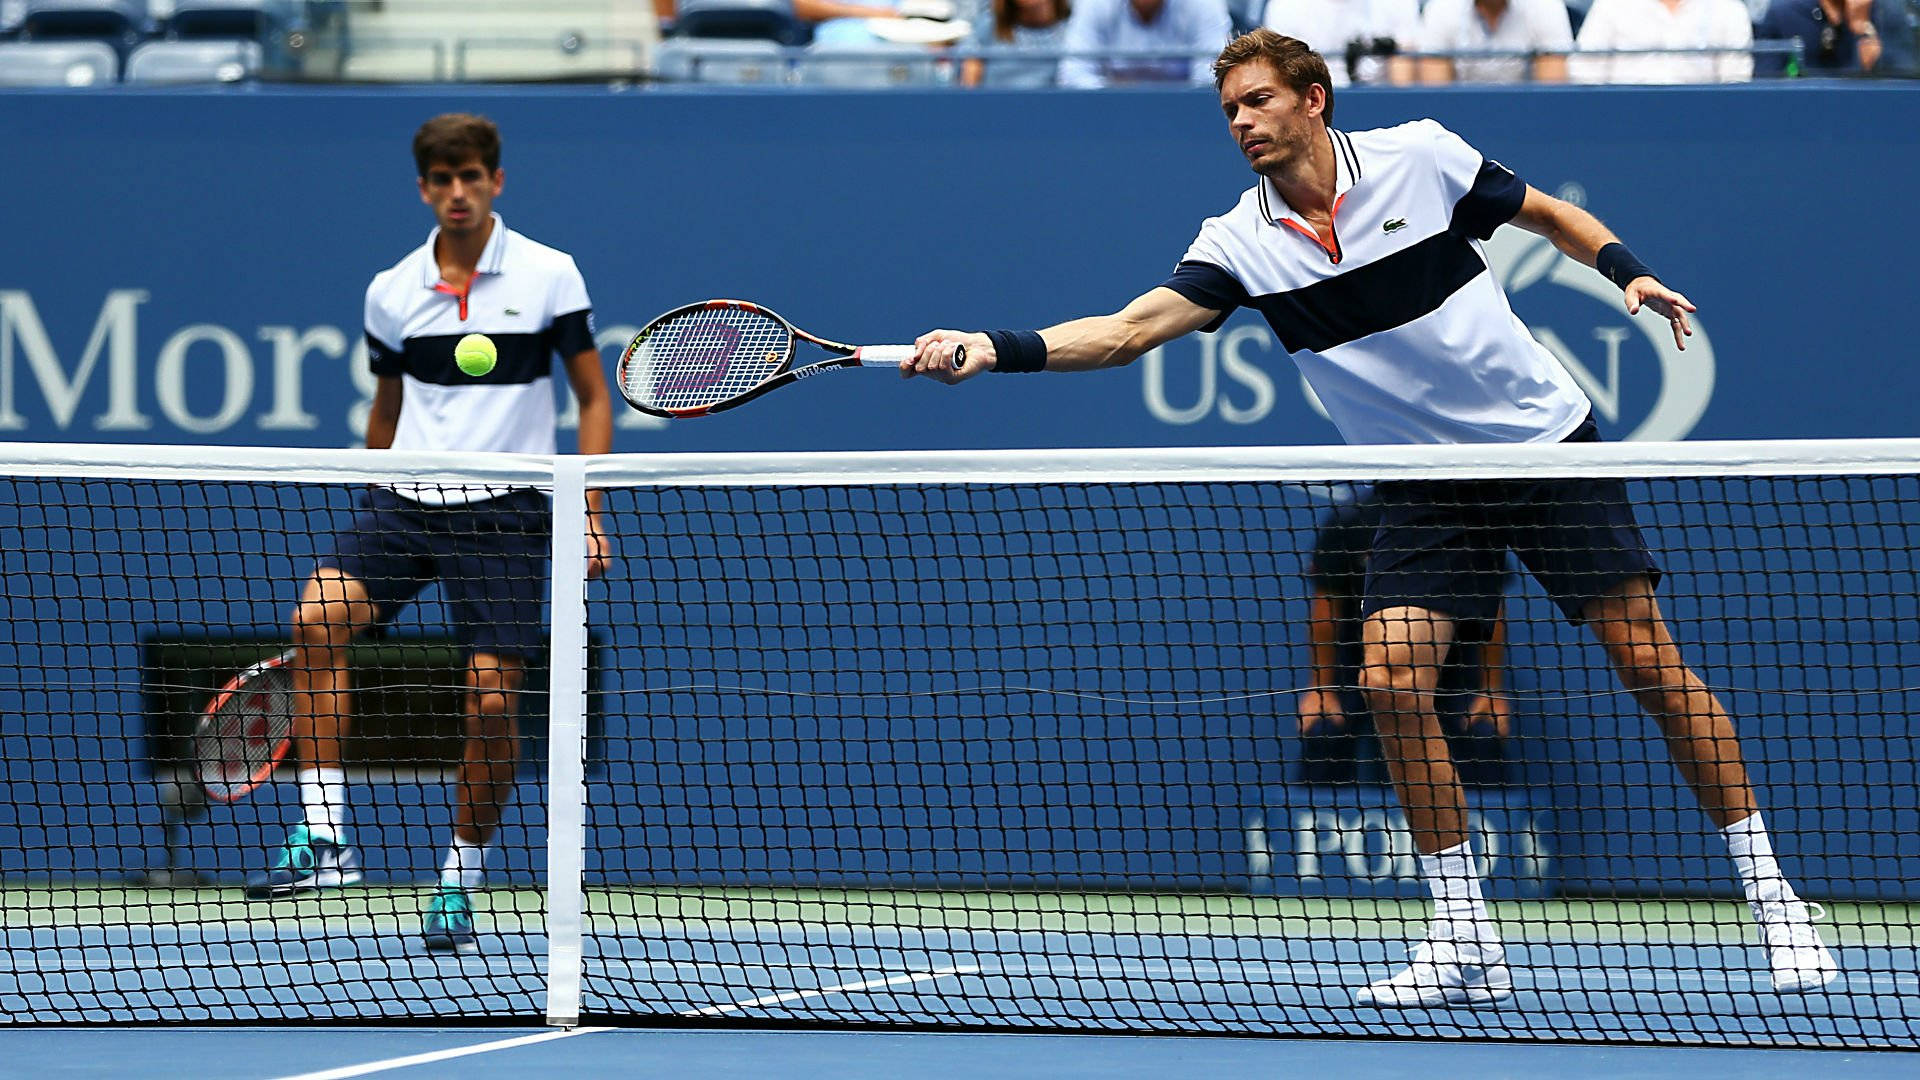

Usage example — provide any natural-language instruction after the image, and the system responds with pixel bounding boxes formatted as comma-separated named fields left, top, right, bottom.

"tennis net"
left=2, top=438, right=1917, bottom=1048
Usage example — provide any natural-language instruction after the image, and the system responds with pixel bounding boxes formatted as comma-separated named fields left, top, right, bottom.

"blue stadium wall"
left=1, top=85, right=1917, bottom=898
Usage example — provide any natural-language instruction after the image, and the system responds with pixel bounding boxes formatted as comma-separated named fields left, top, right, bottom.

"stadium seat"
left=124, top=36, right=259, bottom=81
left=672, top=0, right=799, bottom=43
left=652, top=36, right=788, bottom=83
left=165, top=0, right=294, bottom=39
left=20, top=0, right=148, bottom=41
left=792, top=45, right=942, bottom=86
left=0, top=38, right=117, bottom=82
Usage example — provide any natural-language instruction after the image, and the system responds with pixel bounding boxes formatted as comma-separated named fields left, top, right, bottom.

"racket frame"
left=193, top=648, right=295, bottom=803
left=617, top=298, right=960, bottom=419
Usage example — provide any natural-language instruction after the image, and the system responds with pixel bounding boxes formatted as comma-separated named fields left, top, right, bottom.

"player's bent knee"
left=291, top=570, right=372, bottom=645
left=1611, top=646, right=1685, bottom=694
left=1359, top=662, right=1432, bottom=717
left=463, top=709, right=520, bottom=761
left=470, top=684, right=518, bottom=711
left=290, top=601, right=353, bottom=649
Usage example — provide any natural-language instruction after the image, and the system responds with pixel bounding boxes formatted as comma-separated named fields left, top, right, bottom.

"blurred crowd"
left=741, top=0, right=1919, bottom=85
left=4, top=0, right=1911, bottom=85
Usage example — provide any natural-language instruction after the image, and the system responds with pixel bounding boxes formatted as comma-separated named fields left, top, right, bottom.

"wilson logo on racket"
left=617, top=298, right=965, bottom=419
left=651, top=323, right=739, bottom=398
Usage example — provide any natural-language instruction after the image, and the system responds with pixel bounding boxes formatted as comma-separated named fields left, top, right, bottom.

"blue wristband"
left=985, top=329, right=1047, bottom=373
left=1595, top=243, right=1658, bottom=291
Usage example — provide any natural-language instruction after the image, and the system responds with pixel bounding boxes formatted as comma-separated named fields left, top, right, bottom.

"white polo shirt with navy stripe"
left=1162, top=120, right=1591, bottom=446
left=363, top=213, right=595, bottom=502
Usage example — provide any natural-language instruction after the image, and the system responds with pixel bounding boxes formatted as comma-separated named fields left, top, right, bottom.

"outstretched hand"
left=586, top=515, right=611, bottom=580
left=905, top=330, right=991, bottom=383
left=1625, top=277, right=1696, bottom=350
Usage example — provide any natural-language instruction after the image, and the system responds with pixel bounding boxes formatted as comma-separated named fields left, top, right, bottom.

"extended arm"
left=1510, top=185, right=1696, bottom=349
left=1465, top=601, right=1513, bottom=737
left=1849, top=0, right=1883, bottom=70
left=365, top=376, right=403, bottom=450
left=563, top=347, right=615, bottom=579
left=905, top=286, right=1221, bottom=380
left=1298, top=586, right=1349, bottom=733
left=794, top=0, right=908, bottom=20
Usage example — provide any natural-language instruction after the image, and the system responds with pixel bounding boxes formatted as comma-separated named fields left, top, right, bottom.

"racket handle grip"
left=858, top=344, right=968, bottom=373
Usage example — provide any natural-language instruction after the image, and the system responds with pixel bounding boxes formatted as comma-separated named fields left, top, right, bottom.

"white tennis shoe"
left=1356, top=932, right=1513, bottom=1008
left=1752, top=897, right=1839, bottom=992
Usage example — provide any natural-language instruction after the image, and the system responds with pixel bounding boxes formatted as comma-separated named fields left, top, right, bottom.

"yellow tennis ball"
left=454, top=333, right=497, bottom=377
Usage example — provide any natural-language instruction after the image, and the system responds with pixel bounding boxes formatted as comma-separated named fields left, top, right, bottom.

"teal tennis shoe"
left=243, top=826, right=363, bottom=899
left=423, top=885, right=479, bottom=953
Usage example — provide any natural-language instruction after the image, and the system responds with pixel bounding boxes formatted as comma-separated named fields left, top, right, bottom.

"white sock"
left=297, top=767, right=347, bottom=841
left=1723, top=812, right=1793, bottom=903
left=440, top=836, right=490, bottom=890
left=1418, top=841, right=1495, bottom=943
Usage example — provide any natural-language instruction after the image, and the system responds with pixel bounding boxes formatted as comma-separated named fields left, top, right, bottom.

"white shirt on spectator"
left=1058, top=0, right=1234, bottom=88
left=1571, top=0, right=1753, bottom=82
left=1419, top=0, right=1574, bottom=82
left=1262, top=0, right=1421, bottom=85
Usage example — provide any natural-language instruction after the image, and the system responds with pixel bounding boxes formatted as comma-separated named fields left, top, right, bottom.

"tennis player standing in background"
left=904, top=30, right=1836, bottom=1006
left=245, top=114, right=613, bottom=956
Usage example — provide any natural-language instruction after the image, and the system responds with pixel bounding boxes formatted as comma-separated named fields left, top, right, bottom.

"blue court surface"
left=6, top=887, right=1919, bottom=1075
left=5, top=1027, right=1917, bottom=1079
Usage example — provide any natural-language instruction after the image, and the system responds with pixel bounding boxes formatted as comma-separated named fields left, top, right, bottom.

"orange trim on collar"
left=433, top=277, right=473, bottom=321
left=1277, top=192, right=1347, bottom=264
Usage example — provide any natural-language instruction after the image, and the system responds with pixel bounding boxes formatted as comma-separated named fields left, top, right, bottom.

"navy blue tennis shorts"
left=1361, top=416, right=1661, bottom=626
left=316, top=486, right=552, bottom=658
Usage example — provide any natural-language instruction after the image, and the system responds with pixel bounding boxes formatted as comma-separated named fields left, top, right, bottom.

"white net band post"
left=544, top=454, right=591, bottom=1028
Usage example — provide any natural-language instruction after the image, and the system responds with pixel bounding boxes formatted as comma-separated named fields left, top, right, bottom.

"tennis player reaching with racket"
left=905, top=30, right=1837, bottom=1005
left=244, top=114, right=613, bottom=956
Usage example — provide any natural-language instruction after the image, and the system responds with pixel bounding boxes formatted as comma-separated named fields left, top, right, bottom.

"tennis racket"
left=618, top=299, right=965, bottom=419
left=193, top=649, right=294, bottom=803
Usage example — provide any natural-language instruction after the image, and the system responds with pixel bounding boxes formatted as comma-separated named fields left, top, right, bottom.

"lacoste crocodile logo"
left=1383, top=218, right=1408, bottom=235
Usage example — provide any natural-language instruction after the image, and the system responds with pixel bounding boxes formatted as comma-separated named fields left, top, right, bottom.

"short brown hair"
left=1212, top=30, right=1334, bottom=124
left=993, top=0, right=1070, bottom=42
left=412, top=113, right=501, bottom=177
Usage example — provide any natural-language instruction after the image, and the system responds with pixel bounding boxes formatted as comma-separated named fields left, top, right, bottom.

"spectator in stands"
left=1877, top=0, right=1920, bottom=73
left=1296, top=490, right=1512, bottom=790
left=1570, top=0, right=1754, bottom=82
left=1261, top=0, right=1421, bottom=84
left=1755, top=0, right=1916, bottom=74
left=1056, top=0, right=1233, bottom=87
left=1416, top=0, right=1574, bottom=82
left=962, top=0, right=1073, bottom=86
left=794, top=0, right=960, bottom=40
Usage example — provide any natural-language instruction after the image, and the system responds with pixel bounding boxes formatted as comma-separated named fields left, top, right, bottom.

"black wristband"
left=985, top=329, right=1047, bottom=373
left=1595, top=242, right=1659, bottom=291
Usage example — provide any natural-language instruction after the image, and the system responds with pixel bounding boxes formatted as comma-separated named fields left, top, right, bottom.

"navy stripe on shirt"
left=1161, top=261, right=1247, bottom=332
left=1245, top=232, right=1487, bottom=355
left=367, top=333, right=404, bottom=377
left=397, top=332, right=558, bottom=386
left=545, top=308, right=595, bottom=360
left=1450, top=159, right=1527, bottom=241
left=1164, top=234, right=1488, bottom=353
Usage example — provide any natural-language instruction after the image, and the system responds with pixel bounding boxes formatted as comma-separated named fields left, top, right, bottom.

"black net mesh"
left=4, top=457, right=1920, bottom=1048
left=0, top=476, right=552, bottom=1022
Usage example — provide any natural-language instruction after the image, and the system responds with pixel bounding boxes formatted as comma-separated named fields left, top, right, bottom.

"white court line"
left=681, top=964, right=978, bottom=1017
left=266, top=1026, right=613, bottom=1080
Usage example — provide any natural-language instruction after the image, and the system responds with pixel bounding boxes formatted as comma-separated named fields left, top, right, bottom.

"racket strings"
left=195, top=666, right=292, bottom=799
left=625, top=307, right=792, bottom=411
